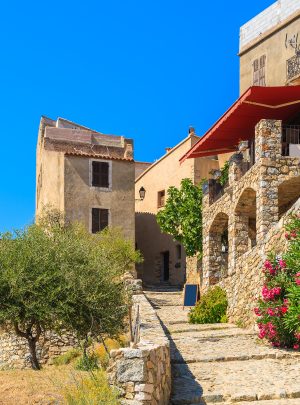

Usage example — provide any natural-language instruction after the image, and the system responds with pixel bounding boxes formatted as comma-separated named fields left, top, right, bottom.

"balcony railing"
left=282, top=125, right=300, bottom=156
left=287, top=54, right=300, bottom=81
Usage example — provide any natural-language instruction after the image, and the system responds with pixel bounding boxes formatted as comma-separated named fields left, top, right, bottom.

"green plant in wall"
left=219, top=161, right=229, bottom=186
left=156, top=178, right=203, bottom=257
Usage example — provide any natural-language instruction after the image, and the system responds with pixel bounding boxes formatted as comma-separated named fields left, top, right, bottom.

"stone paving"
left=144, top=290, right=300, bottom=405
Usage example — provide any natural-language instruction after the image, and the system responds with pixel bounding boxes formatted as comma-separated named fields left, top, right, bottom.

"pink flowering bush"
left=255, top=214, right=300, bottom=350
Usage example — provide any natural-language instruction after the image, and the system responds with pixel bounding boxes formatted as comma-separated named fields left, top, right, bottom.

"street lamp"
left=139, top=186, right=146, bottom=200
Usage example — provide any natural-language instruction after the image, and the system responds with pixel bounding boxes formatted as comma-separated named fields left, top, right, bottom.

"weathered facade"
left=180, top=0, right=300, bottom=326
left=240, top=0, right=300, bottom=92
left=135, top=129, right=219, bottom=287
left=36, top=116, right=135, bottom=242
left=202, top=119, right=300, bottom=326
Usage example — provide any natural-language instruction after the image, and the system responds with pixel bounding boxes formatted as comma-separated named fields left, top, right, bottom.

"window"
left=176, top=245, right=182, bottom=260
left=92, top=208, right=109, bottom=233
left=253, top=55, right=266, bottom=86
left=157, top=190, right=165, bottom=208
left=92, top=161, right=109, bottom=188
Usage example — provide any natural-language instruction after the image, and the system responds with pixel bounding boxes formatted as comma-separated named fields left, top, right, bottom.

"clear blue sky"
left=0, top=0, right=274, bottom=232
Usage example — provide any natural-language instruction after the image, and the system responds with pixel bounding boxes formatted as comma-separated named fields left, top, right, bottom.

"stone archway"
left=207, top=212, right=229, bottom=285
left=234, top=187, right=257, bottom=258
left=278, top=176, right=300, bottom=218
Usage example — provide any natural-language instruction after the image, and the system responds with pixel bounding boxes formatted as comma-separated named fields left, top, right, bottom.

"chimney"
left=189, top=127, right=195, bottom=135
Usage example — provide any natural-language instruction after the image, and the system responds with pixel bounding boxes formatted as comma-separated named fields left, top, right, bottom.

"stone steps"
left=144, top=291, right=300, bottom=405
left=171, top=357, right=300, bottom=404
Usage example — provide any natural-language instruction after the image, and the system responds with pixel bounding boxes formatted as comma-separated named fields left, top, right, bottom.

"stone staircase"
left=144, top=291, right=300, bottom=405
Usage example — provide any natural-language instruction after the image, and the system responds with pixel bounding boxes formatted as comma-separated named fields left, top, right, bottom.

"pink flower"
left=295, top=278, right=300, bottom=286
left=264, top=260, right=273, bottom=270
left=281, top=306, right=288, bottom=314
left=294, top=332, right=300, bottom=341
left=254, top=307, right=261, bottom=316
left=278, top=259, right=286, bottom=268
left=262, top=286, right=281, bottom=301
left=293, top=344, right=299, bottom=350
left=267, top=308, right=275, bottom=316
left=285, top=232, right=291, bottom=240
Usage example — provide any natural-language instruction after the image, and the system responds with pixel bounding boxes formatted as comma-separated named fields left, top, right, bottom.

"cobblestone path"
left=144, top=290, right=300, bottom=405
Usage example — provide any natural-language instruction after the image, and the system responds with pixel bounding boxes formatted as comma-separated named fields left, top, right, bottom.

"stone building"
left=135, top=129, right=219, bottom=287
left=182, top=85, right=300, bottom=325
left=240, top=0, right=300, bottom=92
left=180, top=0, right=300, bottom=325
left=36, top=116, right=135, bottom=242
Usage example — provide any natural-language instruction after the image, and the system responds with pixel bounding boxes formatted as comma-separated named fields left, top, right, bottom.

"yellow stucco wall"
left=135, top=135, right=219, bottom=285
left=36, top=147, right=65, bottom=219
left=64, top=156, right=135, bottom=243
left=240, top=14, right=300, bottom=94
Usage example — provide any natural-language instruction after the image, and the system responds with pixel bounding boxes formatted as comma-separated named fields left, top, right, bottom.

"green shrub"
left=63, top=370, right=120, bottom=404
left=53, top=349, right=81, bottom=366
left=189, top=286, right=228, bottom=324
left=76, top=353, right=99, bottom=371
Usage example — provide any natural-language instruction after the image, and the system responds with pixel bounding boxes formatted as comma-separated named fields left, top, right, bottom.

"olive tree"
left=156, top=178, right=203, bottom=257
left=0, top=211, right=140, bottom=369
left=0, top=224, right=64, bottom=369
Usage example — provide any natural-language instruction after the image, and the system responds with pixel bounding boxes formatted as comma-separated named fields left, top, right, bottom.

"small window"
left=176, top=245, right=182, bottom=260
left=92, top=208, right=109, bottom=233
left=157, top=190, right=165, bottom=208
left=253, top=55, right=266, bottom=86
left=92, top=161, right=109, bottom=188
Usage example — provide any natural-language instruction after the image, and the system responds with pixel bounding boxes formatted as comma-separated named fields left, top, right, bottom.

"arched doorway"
left=208, top=212, right=229, bottom=284
left=235, top=187, right=257, bottom=256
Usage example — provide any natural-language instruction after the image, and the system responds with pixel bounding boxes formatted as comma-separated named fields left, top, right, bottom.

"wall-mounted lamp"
left=136, top=186, right=146, bottom=201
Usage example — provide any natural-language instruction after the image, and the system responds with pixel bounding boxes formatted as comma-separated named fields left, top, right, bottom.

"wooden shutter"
left=92, top=162, right=101, bottom=186
left=157, top=190, right=165, bottom=207
left=99, top=209, right=109, bottom=230
left=92, top=161, right=109, bottom=188
left=253, top=59, right=259, bottom=85
left=259, top=55, right=266, bottom=86
left=92, top=208, right=100, bottom=233
left=99, top=162, right=109, bottom=188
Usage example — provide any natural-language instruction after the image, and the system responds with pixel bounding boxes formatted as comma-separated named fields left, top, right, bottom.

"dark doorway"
left=162, top=251, right=169, bottom=281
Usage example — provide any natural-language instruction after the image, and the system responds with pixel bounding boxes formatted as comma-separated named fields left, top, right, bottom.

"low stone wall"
left=108, top=294, right=171, bottom=405
left=0, top=329, right=77, bottom=369
left=220, top=200, right=300, bottom=327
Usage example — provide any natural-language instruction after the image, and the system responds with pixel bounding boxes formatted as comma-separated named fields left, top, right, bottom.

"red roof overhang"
left=180, top=85, right=300, bottom=162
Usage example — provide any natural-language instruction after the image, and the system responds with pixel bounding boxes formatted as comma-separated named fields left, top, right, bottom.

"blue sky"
left=0, top=0, right=274, bottom=231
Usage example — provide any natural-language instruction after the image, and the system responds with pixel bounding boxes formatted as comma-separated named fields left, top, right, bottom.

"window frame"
left=89, top=159, right=112, bottom=191
left=157, top=190, right=166, bottom=208
left=90, top=207, right=110, bottom=234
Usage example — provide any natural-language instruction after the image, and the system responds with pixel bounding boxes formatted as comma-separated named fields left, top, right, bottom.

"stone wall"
left=201, top=119, right=300, bottom=326
left=0, top=329, right=77, bottom=369
left=108, top=294, right=171, bottom=405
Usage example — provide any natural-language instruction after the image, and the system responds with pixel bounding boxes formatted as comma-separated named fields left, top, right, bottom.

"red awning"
left=180, top=85, right=300, bottom=162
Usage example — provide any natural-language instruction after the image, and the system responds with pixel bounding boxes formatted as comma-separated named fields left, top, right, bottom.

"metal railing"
left=287, top=54, right=300, bottom=81
left=282, top=125, right=300, bottom=156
